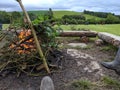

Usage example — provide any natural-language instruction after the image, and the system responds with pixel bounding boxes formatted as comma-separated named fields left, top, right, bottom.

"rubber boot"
left=40, top=76, right=54, bottom=90
left=101, top=47, right=120, bottom=75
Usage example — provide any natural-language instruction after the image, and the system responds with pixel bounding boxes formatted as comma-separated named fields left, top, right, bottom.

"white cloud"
left=0, top=0, right=120, bottom=15
left=22, top=0, right=56, bottom=7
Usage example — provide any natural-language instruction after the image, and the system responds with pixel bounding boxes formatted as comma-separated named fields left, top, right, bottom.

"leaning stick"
left=16, top=0, right=50, bottom=73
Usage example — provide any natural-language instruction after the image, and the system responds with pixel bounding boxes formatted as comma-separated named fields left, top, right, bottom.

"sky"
left=0, top=0, right=120, bottom=15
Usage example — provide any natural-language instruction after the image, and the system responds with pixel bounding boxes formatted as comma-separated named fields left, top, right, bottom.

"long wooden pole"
left=16, top=0, right=50, bottom=73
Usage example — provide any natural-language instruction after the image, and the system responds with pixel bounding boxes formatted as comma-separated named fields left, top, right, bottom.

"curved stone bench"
left=98, top=32, right=120, bottom=47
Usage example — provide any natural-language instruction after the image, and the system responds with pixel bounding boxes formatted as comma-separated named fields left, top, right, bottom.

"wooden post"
left=16, top=0, right=50, bottom=73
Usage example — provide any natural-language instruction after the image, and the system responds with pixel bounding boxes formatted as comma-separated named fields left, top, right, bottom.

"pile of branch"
left=0, top=0, right=63, bottom=76
left=0, top=31, right=63, bottom=76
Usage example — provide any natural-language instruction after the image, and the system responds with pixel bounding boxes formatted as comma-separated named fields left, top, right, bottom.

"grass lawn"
left=60, top=24, right=120, bottom=36
left=3, top=24, right=120, bottom=36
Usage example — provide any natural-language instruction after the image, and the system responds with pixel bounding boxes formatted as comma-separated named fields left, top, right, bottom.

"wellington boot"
left=101, top=48, right=120, bottom=75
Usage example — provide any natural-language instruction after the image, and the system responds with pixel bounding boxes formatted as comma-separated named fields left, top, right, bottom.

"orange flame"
left=10, top=29, right=36, bottom=54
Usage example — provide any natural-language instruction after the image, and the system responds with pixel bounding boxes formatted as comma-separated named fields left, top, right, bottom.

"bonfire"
left=10, top=29, right=36, bottom=54
left=0, top=0, right=62, bottom=76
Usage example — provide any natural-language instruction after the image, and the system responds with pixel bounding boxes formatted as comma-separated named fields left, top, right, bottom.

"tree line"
left=60, top=10, right=120, bottom=24
left=0, top=11, right=37, bottom=24
left=61, top=15, right=86, bottom=24
left=83, top=10, right=115, bottom=18
left=0, top=10, right=120, bottom=25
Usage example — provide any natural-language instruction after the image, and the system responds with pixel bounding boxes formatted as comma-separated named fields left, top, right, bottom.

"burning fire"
left=10, top=29, right=36, bottom=54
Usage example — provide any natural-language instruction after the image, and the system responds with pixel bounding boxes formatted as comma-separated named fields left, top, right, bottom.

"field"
left=60, top=24, right=120, bottom=36
left=27, top=10, right=48, bottom=16
left=53, top=11, right=81, bottom=18
left=3, top=24, right=120, bottom=36
left=53, top=11, right=102, bottom=20
left=22, top=10, right=103, bottom=20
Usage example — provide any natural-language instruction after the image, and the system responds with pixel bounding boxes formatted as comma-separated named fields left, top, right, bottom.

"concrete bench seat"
left=98, top=32, right=120, bottom=47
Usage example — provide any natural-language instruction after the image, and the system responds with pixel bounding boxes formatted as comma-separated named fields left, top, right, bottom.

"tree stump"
left=95, top=39, right=104, bottom=46
left=80, top=36, right=89, bottom=43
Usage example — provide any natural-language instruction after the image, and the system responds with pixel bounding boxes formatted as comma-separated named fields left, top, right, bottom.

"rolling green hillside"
left=27, top=10, right=48, bottom=16
left=84, top=14, right=102, bottom=20
left=53, top=11, right=102, bottom=20
left=53, top=11, right=81, bottom=18
left=26, top=10, right=103, bottom=20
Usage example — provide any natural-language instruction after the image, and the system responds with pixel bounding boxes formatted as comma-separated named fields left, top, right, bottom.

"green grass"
left=18, top=10, right=48, bottom=16
left=68, top=76, right=120, bottom=90
left=60, top=24, right=120, bottom=36
left=2, top=24, right=9, bottom=30
left=84, top=14, right=102, bottom=20
left=22, top=10, right=81, bottom=18
left=53, top=11, right=81, bottom=18
left=100, top=44, right=117, bottom=51
left=53, top=11, right=103, bottom=20
left=71, top=79, right=93, bottom=90
left=27, top=10, right=48, bottom=16
left=9, top=10, right=104, bottom=20
left=20, top=10, right=104, bottom=20
left=102, top=76, right=120, bottom=89
left=27, top=10, right=103, bottom=20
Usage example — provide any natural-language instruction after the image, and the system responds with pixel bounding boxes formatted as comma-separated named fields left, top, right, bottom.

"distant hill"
left=53, top=11, right=102, bottom=20
left=27, top=10, right=48, bottom=16
left=27, top=10, right=103, bottom=20
left=53, top=11, right=81, bottom=18
left=1, top=10, right=119, bottom=24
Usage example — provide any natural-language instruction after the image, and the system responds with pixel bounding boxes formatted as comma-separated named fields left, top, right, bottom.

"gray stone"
left=90, top=61, right=101, bottom=71
left=67, top=43, right=87, bottom=48
left=67, top=48, right=104, bottom=78
left=67, top=49, right=95, bottom=60
left=84, top=61, right=104, bottom=77
left=95, top=39, right=104, bottom=46
left=80, top=36, right=89, bottom=43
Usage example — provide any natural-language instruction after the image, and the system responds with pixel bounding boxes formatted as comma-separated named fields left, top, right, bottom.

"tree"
left=44, top=8, right=54, bottom=20
left=48, top=8, right=54, bottom=19
left=0, top=11, right=10, bottom=24
left=106, top=14, right=120, bottom=24
left=11, top=11, right=22, bottom=25
left=28, top=12, right=37, bottom=21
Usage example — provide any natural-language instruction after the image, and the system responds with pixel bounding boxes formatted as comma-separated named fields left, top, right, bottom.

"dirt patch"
left=0, top=37, right=120, bottom=90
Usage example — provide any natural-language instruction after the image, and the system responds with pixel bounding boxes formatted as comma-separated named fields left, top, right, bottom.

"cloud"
left=0, top=0, right=120, bottom=15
